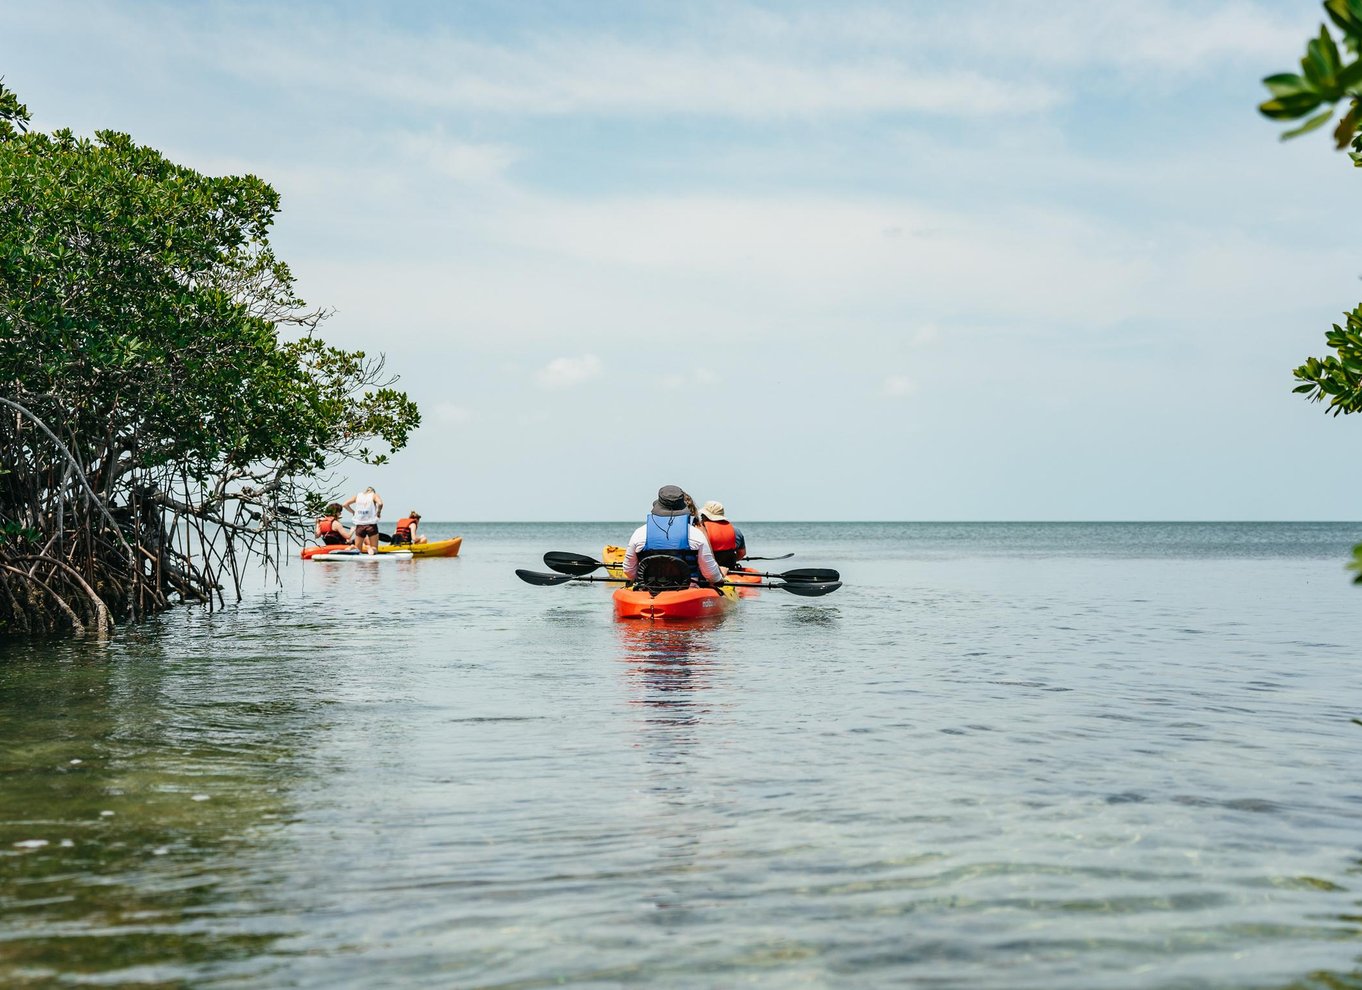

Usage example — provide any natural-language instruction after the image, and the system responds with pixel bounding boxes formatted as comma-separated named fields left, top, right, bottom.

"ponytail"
left=682, top=491, right=700, bottom=526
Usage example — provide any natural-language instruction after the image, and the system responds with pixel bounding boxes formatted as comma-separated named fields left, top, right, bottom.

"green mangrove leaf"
left=1282, top=108, right=1337, bottom=139
left=1260, top=91, right=1327, bottom=119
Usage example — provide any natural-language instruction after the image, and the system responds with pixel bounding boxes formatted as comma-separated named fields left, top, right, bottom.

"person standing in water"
left=342, top=486, right=384, bottom=555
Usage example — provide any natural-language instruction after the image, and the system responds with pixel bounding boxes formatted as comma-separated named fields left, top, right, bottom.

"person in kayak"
left=699, top=500, right=747, bottom=569
left=342, top=486, right=384, bottom=555
left=393, top=510, right=427, bottom=545
left=623, top=485, right=725, bottom=587
left=314, top=503, right=352, bottom=546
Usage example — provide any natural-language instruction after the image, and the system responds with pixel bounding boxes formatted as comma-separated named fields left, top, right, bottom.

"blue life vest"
left=639, top=513, right=698, bottom=574
left=643, top=513, right=689, bottom=551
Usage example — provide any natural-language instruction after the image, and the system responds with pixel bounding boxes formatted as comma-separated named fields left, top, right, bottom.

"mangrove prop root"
left=0, top=394, right=311, bottom=636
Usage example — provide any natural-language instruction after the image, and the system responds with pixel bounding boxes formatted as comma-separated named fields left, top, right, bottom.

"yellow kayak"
left=602, top=544, right=627, bottom=579
left=382, top=537, right=462, bottom=557
left=302, top=536, right=462, bottom=560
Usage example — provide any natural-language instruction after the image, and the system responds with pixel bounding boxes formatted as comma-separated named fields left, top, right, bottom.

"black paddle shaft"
left=517, top=568, right=841, bottom=597
left=543, top=551, right=838, bottom=583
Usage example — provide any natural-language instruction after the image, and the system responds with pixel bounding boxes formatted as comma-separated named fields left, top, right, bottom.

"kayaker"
left=342, top=486, right=384, bottom=555
left=623, top=485, right=724, bottom=586
left=394, top=510, right=427, bottom=545
left=314, top=503, right=351, bottom=546
left=699, top=500, right=747, bottom=569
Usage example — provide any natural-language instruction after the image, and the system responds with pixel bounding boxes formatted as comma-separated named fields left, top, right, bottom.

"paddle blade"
left=778, top=568, right=840, bottom=583
left=543, top=551, right=604, bottom=576
left=745, top=553, right=794, bottom=561
left=516, top=569, right=575, bottom=586
left=776, top=580, right=842, bottom=597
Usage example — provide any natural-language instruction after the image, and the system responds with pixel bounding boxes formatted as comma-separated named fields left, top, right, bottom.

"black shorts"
left=355, top=524, right=378, bottom=538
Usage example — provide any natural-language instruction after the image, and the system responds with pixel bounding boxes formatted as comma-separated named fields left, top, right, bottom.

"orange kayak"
left=602, top=544, right=741, bottom=620
left=613, top=582, right=738, bottom=620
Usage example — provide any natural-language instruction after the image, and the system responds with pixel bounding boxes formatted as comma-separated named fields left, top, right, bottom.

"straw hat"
left=700, top=500, right=727, bottom=521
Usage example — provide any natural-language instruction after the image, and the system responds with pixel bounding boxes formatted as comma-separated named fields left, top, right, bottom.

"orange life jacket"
left=702, top=519, right=737, bottom=553
left=395, top=516, right=417, bottom=542
left=318, top=516, right=345, bottom=544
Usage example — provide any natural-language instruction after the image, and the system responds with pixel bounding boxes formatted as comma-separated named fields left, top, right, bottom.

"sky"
left=5, top=0, right=1362, bottom=520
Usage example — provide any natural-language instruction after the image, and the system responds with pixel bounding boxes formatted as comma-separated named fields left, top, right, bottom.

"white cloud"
left=396, top=130, right=519, bottom=182
left=909, top=324, right=940, bottom=348
left=432, top=402, right=474, bottom=425
left=535, top=355, right=603, bottom=389
left=237, top=35, right=1058, bottom=120
left=1065, top=2, right=1304, bottom=74
left=6, top=0, right=1306, bottom=135
left=661, top=368, right=722, bottom=390
left=488, top=193, right=1159, bottom=327
left=884, top=374, right=916, bottom=397
left=293, top=175, right=1356, bottom=370
left=158, top=0, right=1303, bottom=124
left=751, top=2, right=1304, bottom=76
left=13, top=2, right=1064, bottom=122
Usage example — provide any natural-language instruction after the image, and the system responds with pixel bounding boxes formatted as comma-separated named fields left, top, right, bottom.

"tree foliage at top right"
left=1259, top=2, right=1362, bottom=580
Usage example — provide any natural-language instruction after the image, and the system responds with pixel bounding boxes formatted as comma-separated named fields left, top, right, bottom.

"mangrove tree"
left=0, top=82, right=419, bottom=634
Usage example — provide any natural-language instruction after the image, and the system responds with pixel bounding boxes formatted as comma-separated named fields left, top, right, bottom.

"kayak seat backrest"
left=635, top=554, right=692, bottom=594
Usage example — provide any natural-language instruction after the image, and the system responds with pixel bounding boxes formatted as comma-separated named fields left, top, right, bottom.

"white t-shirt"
left=623, top=522, right=723, bottom=583
left=352, top=492, right=379, bottom=525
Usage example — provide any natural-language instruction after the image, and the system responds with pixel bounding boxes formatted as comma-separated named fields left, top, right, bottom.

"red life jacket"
left=395, top=516, right=417, bottom=542
left=702, top=519, right=737, bottom=552
left=318, top=516, right=345, bottom=544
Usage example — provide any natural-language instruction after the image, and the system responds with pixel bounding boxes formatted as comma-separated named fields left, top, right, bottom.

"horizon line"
left=409, top=519, right=1362, bottom=525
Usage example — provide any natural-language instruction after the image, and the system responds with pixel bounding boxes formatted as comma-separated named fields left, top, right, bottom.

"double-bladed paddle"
left=516, top=569, right=622, bottom=586
left=542, top=551, right=838, bottom=583
left=516, top=568, right=842, bottom=597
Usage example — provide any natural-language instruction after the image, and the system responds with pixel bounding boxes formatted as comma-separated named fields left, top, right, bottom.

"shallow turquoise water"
left=2, top=522, right=1361, bottom=988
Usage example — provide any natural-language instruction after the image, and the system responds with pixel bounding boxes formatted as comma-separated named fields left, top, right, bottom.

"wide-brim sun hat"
left=651, top=485, right=690, bottom=517
left=700, top=500, right=727, bottom=521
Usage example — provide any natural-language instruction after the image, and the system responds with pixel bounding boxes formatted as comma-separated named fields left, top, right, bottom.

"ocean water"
left=2, top=521, right=1361, bottom=989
